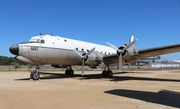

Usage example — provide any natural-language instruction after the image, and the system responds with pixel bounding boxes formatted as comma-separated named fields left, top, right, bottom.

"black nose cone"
left=9, top=44, right=19, bottom=55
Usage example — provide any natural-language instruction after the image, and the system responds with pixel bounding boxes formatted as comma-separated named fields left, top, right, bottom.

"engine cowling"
left=106, top=35, right=138, bottom=71
left=118, top=44, right=138, bottom=60
left=83, top=52, right=103, bottom=68
left=117, top=45, right=127, bottom=56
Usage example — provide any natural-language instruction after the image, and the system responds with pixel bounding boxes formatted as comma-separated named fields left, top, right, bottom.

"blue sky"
left=0, top=0, right=180, bottom=61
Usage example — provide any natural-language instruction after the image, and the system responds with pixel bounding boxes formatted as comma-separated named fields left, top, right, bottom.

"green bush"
left=28, top=64, right=33, bottom=70
left=14, top=63, right=20, bottom=69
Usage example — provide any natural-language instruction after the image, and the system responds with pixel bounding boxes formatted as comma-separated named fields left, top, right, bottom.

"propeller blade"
left=119, top=53, right=122, bottom=71
left=74, top=49, right=82, bottom=57
left=74, top=47, right=95, bottom=76
left=123, top=38, right=138, bottom=50
left=106, top=42, right=119, bottom=51
left=85, top=47, right=95, bottom=57
left=82, top=58, right=84, bottom=76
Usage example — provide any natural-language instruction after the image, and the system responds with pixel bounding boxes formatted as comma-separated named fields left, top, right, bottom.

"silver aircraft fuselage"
left=9, top=35, right=117, bottom=67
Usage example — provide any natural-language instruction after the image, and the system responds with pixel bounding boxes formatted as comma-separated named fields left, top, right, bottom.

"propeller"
left=106, top=36, right=138, bottom=71
left=74, top=47, right=95, bottom=76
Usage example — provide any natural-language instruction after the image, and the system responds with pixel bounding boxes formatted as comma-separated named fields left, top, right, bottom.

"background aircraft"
left=9, top=34, right=180, bottom=80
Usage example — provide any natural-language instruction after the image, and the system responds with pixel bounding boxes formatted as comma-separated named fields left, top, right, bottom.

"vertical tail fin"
left=129, top=35, right=136, bottom=43
left=129, top=35, right=139, bottom=54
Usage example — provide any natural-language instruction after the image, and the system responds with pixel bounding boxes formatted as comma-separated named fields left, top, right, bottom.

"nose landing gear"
left=30, top=66, right=40, bottom=80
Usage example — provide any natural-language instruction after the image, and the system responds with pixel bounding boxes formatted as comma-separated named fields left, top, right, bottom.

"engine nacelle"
left=118, top=44, right=139, bottom=60
left=117, top=45, right=127, bottom=56
left=84, top=52, right=103, bottom=68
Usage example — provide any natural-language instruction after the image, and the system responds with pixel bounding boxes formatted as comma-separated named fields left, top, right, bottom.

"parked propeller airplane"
left=9, top=34, right=180, bottom=80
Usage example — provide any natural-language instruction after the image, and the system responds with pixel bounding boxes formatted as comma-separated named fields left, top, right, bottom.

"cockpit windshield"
left=29, top=38, right=45, bottom=44
left=29, top=38, right=39, bottom=42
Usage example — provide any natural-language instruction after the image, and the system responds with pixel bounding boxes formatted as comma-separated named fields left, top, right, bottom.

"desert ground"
left=0, top=70, right=180, bottom=109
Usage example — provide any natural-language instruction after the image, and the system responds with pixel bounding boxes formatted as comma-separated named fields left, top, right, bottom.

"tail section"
left=129, top=35, right=137, bottom=43
left=129, top=35, right=139, bottom=55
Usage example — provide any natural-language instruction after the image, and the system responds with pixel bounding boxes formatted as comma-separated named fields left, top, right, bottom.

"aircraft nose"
left=9, top=44, right=19, bottom=55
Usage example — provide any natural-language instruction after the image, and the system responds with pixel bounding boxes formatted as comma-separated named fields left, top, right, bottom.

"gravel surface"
left=0, top=70, right=180, bottom=109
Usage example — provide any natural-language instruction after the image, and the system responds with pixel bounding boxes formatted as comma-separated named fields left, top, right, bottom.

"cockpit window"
left=40, top=40, right=45, bottom=43
left=29, top=38, right=45, bottom=44
left=29, top=38, right=39, bottom=42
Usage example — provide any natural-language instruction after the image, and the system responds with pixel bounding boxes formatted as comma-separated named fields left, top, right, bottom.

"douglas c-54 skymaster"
left=9, top=35, right=180, bottom=80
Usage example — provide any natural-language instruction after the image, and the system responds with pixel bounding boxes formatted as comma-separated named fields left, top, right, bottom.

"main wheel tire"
left=102, top=70, right=107, bottom=77
left=107, top=70, right=113, bottom=78
left=65, top=70, right=74, bottom=75
left=30, top=71, right=36, bottom=79
left=69, top=70, right=74, bottom=75
left=65, top=70, right=69, bottom=75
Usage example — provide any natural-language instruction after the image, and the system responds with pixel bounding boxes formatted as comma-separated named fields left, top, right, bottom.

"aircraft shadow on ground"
left=110, top=76, right=180, bottom=82
left=104, top=89, right=180, bottom=108
left=14, top=71, right=180, bottom=83
left=14, top=72, right=103, bottom=81
left=40, top=72, right=103, bottom=80
left=13, top=71, right=143, bottom=81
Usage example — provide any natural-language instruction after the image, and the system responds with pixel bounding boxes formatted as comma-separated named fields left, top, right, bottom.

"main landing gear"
left=65, top=66, right=74, bottom=76
left=101, top=66, right=113, bottom=78
left=102, top=70, right=113, bottom=78
left=30, top=66, right=113, bottom=80
left=30, top=66, right=40, bottom=80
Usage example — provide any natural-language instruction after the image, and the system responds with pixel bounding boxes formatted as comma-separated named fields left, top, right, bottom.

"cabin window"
left=64, top=39, right=67, bottom=42
left=76, top=48, right=78, bottom=50
left=87, top=49, right=89, bottom=52
left=82, top=49, right=84, bottom=51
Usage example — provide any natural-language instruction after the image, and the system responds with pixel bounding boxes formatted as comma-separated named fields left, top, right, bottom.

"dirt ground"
left=0, top=70, right=180, bottom=109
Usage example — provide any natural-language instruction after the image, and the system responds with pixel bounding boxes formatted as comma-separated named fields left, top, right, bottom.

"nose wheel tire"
left=30, top=70, right=40, bottom=80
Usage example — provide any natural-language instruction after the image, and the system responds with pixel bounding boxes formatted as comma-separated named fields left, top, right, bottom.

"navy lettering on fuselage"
left=31, top=46, right=38, bottom=51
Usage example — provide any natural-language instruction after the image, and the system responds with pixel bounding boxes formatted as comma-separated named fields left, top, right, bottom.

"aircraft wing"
left=103, top=44, right=180, bottom=65
left=137, top=44, right=180, bottom=59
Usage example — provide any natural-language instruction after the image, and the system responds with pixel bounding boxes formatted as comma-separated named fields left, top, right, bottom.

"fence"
left=1, top=63, right=180, bottom=71
left=0, top=65, right=65, bottom=71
